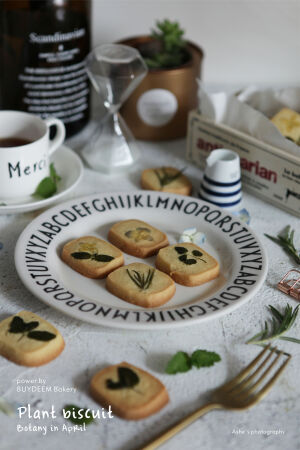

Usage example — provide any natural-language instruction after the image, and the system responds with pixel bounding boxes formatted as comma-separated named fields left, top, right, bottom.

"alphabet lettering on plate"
left=16, top=191, right=266, bottom=329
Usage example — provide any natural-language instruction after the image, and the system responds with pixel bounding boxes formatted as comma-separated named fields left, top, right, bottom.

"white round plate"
left=15, top=191, right=268, bottom=330
left=0, top=145, right=83, bottom=214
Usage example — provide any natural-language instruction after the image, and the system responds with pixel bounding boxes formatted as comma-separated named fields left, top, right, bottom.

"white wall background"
left=91, top=0, right=299, bottom=89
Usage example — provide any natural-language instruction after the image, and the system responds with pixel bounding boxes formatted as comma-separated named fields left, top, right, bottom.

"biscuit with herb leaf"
left=106, top=262, right=175, bottom=308
left=61, top=236, right=124, bottom=278
left=90, top=361, right=169, bottom=420
left=0, top=311, right=64, bottom=366
left=156, top=243, right=219, bottom=286
left=141, top=166, right=192, bottom=195
left=108, top=219, right=168, bottom=258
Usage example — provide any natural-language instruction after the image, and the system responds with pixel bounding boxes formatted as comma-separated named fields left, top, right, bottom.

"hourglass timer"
left=83, top=44, right=148, bottom=173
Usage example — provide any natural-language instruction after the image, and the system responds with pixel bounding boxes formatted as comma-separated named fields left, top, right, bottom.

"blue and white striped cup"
left=199, top=149, right=242, bottom=210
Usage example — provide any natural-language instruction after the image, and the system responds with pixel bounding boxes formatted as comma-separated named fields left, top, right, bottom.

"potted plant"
left=119, top=20, right=204, bottom=141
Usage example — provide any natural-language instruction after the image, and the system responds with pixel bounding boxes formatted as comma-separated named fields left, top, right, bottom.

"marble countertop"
left=0, top=137, right=299, bottom=450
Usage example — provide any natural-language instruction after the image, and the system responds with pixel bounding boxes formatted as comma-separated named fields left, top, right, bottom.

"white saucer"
left=0, top=145, right=83, bottom=214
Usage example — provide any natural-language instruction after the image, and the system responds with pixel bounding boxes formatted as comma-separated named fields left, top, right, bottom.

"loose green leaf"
left=27, top=330, right=56, bottom=341
left=106, top=367, right=139, bottom=390
left=165, top=351, right=191, bottom=374
left=191, top=350, right=221, bottom=368
left=49, top=163, right=61, bottom=183
left=34, top=163, right=61, bottom=199
left=71, top=252, right=91, bottom=260
left=247, top=303, right=300, bottom=346
left=34, top=177, right=57, bottom=199
left=265, top=226, right=300, bottom=264
left=166, top=349, right=222, bottom=374
left=62, top=404, right=94, bottom=425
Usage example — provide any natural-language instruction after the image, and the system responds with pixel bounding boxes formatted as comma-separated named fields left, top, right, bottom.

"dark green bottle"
left=0, top=0, right=91, bottom=138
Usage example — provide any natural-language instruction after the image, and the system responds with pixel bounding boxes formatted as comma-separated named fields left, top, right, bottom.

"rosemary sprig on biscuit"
left=154, top=167, right=185, bottom=187
left=126, top=268, right=155, bottom=290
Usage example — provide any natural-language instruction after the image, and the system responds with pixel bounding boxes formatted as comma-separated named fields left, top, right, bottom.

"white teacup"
left=0, top=111, right=65, bottom=201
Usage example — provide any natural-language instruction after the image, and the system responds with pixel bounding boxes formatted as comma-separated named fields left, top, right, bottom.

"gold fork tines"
left=224, top=345, right=278, bottom=395
left=220, top=343, right=272, bottom=392
left=219, top=347, right=290, bottom=407
left=141, top=346, right=291, bottom=450
left=239, top=350, right=291, bottom=407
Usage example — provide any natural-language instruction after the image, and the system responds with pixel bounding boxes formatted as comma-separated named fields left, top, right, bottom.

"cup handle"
left=45, top=117, right=66, bottom=155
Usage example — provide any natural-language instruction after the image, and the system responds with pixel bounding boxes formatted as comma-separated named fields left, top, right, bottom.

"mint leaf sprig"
left=34, top=163, right=61, bottom=199
left=247, top=304, right=300, bottom=346
left=265, top=225, right=300, bottom=264
left=166, top=349, right=221, bottom=374
left=62, top=404, right=94, bottom=426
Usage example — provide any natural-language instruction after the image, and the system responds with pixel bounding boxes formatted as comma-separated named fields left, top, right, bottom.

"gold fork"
left=141, top=344, right=291, bottom=450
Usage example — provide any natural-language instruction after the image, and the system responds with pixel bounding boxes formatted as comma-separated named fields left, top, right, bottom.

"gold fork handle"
left=141, top=402, right=222, bottom=450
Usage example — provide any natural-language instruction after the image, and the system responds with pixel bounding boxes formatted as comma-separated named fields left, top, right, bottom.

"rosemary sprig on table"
left=247, top=304, right=300, bottom=346
left=154, top=167, right=185, bottom=187
left=126, top=268, right=155, bottom=290
left=265, top=225, right=300, bottom=264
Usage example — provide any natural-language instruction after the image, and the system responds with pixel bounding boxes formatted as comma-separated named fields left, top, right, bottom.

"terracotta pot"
left=118, top=35, right=203, bottom=141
